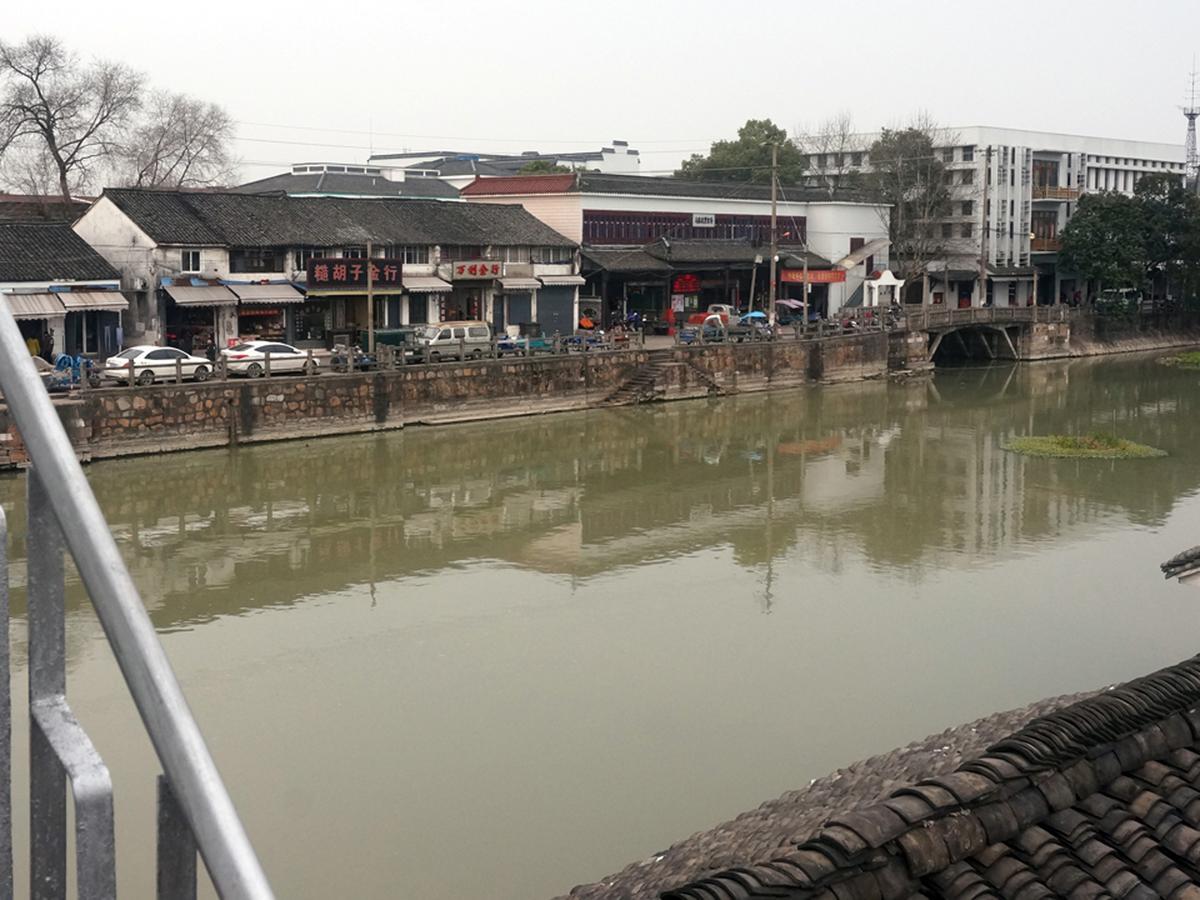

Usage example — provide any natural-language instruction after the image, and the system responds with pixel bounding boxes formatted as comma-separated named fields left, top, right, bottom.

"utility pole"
left=768, top=143, right=779, bottom=327
left=366, top=239, right=375, bottom=353
left=978, top=146, right=991, bottom=307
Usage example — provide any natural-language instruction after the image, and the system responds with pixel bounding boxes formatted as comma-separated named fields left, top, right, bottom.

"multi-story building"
left=461, top=172, right=891, bottom=326
left=808, top=126, right=1187, bottom=307
left=73, top=189, right=578, bottom=353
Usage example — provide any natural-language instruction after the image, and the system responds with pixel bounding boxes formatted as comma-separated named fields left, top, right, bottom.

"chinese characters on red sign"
left=672, top=273, right=701, bottom=294
left=452, top=261, right=502, bottom=279
left=306, top=257, right=402, bottom=288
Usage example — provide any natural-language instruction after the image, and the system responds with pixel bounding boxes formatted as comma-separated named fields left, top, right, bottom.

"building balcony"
left=1032, top=185, right=1080, bottom=201
left=1031, top=237, right=1062, bottom=252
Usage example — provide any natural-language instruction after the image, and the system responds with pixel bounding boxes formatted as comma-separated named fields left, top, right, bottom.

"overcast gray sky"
left=9, top=0, right=1200, bottom=181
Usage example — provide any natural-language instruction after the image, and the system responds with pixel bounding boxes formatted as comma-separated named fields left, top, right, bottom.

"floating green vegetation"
left=1158, top=351, right=1200, bottom=369
left=1003, top=433, right=1167, bottom=460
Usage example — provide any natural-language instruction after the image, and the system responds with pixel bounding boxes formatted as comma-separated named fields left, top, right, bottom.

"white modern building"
left=808, top=126, right=1187, bottom=306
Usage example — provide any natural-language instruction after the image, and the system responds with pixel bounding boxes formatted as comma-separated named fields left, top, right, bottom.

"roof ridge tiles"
left=662, top=654, right=1200, bottom=900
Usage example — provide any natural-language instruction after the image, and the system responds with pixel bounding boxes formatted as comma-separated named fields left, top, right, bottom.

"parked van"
left=414, top=321, right=493, bottom=362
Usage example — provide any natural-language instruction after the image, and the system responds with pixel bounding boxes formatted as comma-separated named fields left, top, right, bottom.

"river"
left=2, top=352, right=1200, bottom=898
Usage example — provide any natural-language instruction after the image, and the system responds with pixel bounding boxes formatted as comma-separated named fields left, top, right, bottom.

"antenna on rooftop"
left=1185, top=61, right=1200, bottom=191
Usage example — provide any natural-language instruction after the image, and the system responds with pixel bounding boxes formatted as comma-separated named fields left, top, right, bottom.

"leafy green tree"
left=1059, top=192, right=1150, bottom=290
left=676, top=119, right=804, bottom=184
left=517, top=159, right=571, bottom=175
left=862, top=127, right=951, bottom=283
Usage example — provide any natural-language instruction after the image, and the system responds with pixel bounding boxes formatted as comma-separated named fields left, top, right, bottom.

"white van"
left=414, top=321, right=493, bottom=362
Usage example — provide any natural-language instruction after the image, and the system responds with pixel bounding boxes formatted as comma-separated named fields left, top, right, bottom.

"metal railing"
left=903, top=305, right=1075, bottom=329
left=0, top=302, right=273, bottom=897
left=1031, top=186, right=1080, bottom=201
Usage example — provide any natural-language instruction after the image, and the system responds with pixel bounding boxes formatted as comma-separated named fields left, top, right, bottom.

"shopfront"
left=494, top=277, right=540, bottom=334
left=779, top=268, right=846, bottom=320
left=304, top=256, right=404, bottom=346
left=228, top=283, right=306, bottom=342
left=58, top=290, right=128, bottom=357
left=536, top=275, right=584, bottom=336
left=401, top=276, right=452, bottom=326
left=163, top=284, right=238, bottom=355
left=3, top=293, right=66, bottom=358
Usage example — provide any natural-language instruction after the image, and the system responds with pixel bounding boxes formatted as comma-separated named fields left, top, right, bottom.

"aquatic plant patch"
left=1002, top=433, right=1167, bottom=459
left=1158, top=351, right=1200, bottom=369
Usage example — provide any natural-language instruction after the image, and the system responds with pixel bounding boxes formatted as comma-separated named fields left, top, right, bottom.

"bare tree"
left=861, top=115, right=960, bottom=290
left=119, top=90, right=236, bottom=188
left=0, top=35, right=143, bottom=201
left=794, top=111, right=864, bottom=198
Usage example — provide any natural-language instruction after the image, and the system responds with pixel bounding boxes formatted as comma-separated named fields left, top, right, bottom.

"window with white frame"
left=181, top=250, right=201, bottom=273
left=295, top=249, right=324, bottom=270
left=533, top=246, right=573, bottom=264
left=502, top=246, right=530, bottom=263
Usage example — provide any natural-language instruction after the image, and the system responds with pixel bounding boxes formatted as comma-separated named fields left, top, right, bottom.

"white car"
left=220, top=341, right=319, bottom=377
left=102, top=345, right=213, bottom=386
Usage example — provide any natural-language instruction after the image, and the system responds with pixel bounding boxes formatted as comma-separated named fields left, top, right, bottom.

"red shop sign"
left=780, top=268, right=846, bottom=284
left=672, top=273, right=700, bottom=293
left=452, top=261, right=502, bottom=279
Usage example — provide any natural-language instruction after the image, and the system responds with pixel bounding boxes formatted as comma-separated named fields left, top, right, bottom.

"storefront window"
left=408, top=296, right=428, bottom=324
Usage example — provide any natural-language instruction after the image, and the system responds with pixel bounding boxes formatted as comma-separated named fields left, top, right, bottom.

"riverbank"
left=1, top=322, right=1197, bottom=470
left=0, top=332, right=890, bottom=469
left=556, top=689, right=1098, bottom=900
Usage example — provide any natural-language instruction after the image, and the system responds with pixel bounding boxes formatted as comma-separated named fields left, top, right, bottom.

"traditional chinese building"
left=73, top=189, right=578, bottom=352
left=462, top=173, right=891, bottom=327
left=0, top=222, right=125, bottom=358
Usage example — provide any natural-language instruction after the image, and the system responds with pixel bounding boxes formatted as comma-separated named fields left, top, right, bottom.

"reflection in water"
left=2, top=353, right=1200, bottom=898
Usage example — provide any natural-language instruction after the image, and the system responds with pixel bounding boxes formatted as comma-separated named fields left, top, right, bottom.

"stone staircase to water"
left=603, top=351, right=726, bottom=406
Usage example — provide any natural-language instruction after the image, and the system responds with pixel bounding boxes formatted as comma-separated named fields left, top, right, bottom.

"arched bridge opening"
left=928, top=325, right=1022, bottom=365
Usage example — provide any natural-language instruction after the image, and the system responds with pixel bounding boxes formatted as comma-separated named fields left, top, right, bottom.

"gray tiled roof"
left=0, top=222, right=120, bottom=283
left=232, top=171, right=459, bottom=200
left=99, top=189, right=575, bottom=248
left=664, top=653, right=1200, bottom=900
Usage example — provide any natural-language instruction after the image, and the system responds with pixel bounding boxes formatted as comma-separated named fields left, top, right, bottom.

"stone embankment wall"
left=668, top=332, right=890, bottom=397
left=1, top=351, right=648, bottom=467
left=0, top=333, right=893, bottom=469
left=1067, top=314, right=1200, bottom=358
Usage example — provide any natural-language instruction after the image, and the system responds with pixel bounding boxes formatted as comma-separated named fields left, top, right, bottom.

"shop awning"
left=402, top=276, right=453, bottom=293
left=538, top=275, right=586, bottom=286
left=498, top=277, right=541, bottom=291
left=56, top=290, right=129, bottom=312
left=304, top=288, right=404, bottom=297
left=164, top=284, right=238, bottom=306
left=4, top=293, right=65, bottom=320
left=228, top=283, right=307, bottom=304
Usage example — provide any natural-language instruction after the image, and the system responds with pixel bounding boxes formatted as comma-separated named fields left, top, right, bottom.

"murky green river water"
left=4, top=353, right=1200, bottom=898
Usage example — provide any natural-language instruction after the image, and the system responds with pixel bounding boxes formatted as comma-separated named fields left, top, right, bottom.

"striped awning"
left=56, top=290, right=129, bottom=312
left=538, top=275, right=586, bottom=286
left=402, top=275, right=453, bottom=293
left=228, top=283, right=306, bottom=304
left=4, top=293, right=65, bottom=320
left=164, top=284, right=239, bottom=307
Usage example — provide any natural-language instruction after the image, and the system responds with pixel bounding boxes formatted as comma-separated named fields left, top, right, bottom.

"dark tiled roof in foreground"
left=664, top=654, right=1200, bottom=900
left=0, top=222, right=120, bottom=282
left=1162, top=547, right=1200, bottom=580
left=98, top=189, right=576, bottom=248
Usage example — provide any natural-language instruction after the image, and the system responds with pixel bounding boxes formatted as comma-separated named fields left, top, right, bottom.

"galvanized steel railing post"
left=0, top=301, right=272, bottom=899
left=0, top=506, right=10, bottom=900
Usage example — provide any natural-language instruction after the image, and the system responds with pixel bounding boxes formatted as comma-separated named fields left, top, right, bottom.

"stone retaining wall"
left=0, top=333, right=891, bottom=469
